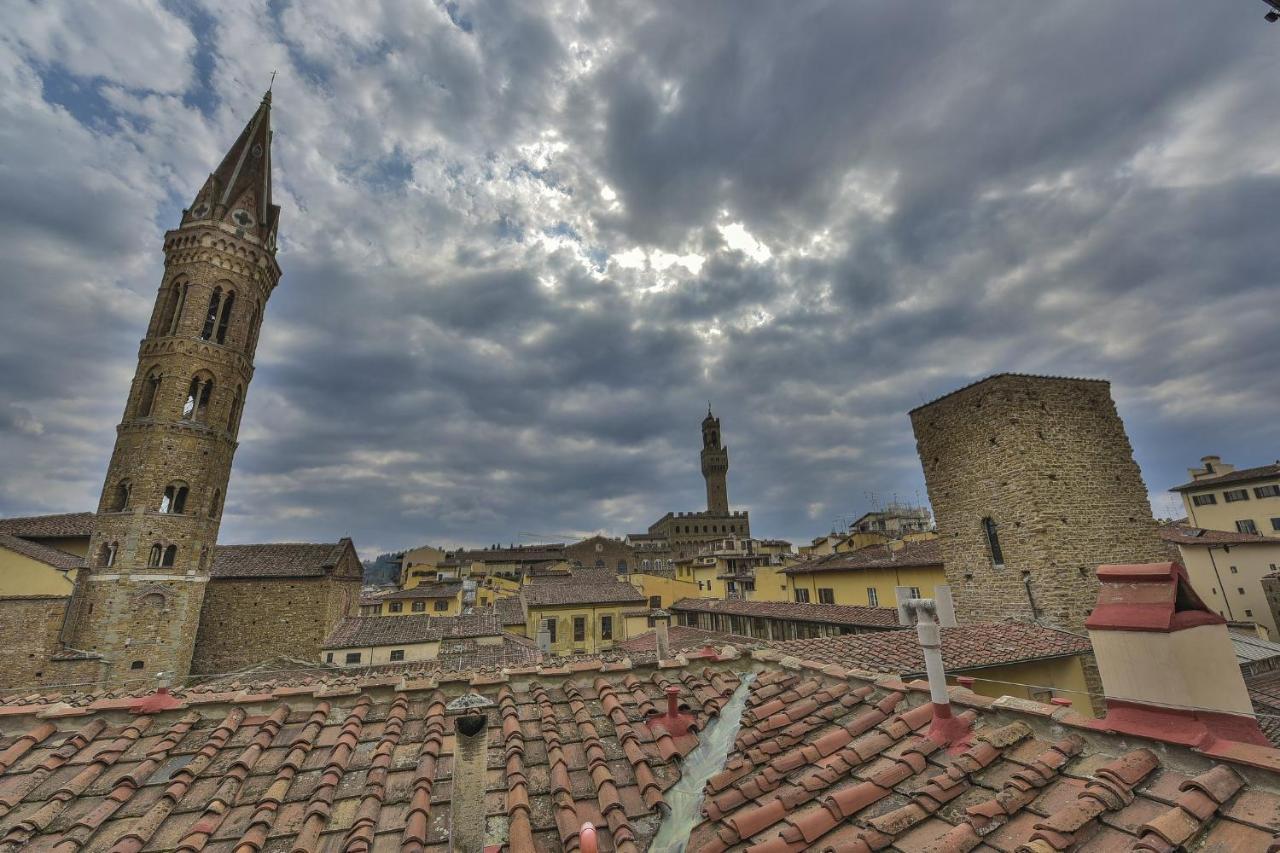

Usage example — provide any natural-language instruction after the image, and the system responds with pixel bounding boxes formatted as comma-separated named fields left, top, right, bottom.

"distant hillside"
left=362, top=551, right=402, bottom=586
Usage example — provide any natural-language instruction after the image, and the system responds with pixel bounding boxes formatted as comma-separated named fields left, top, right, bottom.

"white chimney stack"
left=1085, top=562, right=1269, bottom=747
left=897, top=585, right=968, bottom=747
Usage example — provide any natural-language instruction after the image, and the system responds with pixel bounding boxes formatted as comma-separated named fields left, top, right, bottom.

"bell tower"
left=700, top=407, right=730, bottom=515
left=57, top=92, right=282, bottom=685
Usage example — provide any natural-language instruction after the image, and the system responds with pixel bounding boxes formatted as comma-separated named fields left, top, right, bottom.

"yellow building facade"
left=1173, top=456, right=1280, bottom=538
left=524, top=602, right=631, bottom=655
left=0, top=537, right=79, bottom=597
left=783, top=539, right=945, bottom=607
left=399, top=544, right=447, bottom=588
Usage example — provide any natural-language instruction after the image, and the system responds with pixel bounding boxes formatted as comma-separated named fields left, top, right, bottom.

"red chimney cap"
left=1086, top=561, right=1224, bottom=633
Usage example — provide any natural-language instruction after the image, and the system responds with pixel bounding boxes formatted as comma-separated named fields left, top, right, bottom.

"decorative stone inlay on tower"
left=56, top=92, right=282, bottom=686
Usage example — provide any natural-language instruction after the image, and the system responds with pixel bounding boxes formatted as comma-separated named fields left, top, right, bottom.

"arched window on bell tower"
left=158, top=280, right=188, bottom=336
left=97, top=541, right=118, bottom=567
left=110, top=479, right=131, bottom=512
left=183, top=373, right=214, bottom=422
left=160, top=482, right=189, bottom=514
left=201, top=286, right=235, bottom=343
left=216, top=291, right=235, bottom=343
left=227, top=386, right=242, bottom=433
left=246, top=301, right=262, bottom=353
left=137, top=368, right=161, bottom=418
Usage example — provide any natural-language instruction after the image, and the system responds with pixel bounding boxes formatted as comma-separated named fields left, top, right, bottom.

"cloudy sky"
left=2, top=1, right=1278, bottom=556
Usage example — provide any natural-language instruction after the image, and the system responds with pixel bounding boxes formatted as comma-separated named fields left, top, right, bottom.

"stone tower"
left=910, top=374, right=1167, bottom=633
left=57, top=92, right=282, bottom=685
left=701, top=408, right=730, bottom=515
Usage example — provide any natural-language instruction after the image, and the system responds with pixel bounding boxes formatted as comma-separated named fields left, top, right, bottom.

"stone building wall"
left=910, top=374, right=1167, bottom=633
left=0, top=597, right=74, bottom=690
left=563, top=536, right=636, bottom=572
left=649, top=511, right=752, bottom=559
left=191, top=574, right=360, bottom=674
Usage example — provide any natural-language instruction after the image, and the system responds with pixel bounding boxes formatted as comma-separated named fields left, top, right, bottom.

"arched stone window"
left=246, top=302, right=261, bottom=353
left=215, top=290, right=235, bottom=343
left=158, top=281, right=188, bottom=335
left=137, top=369, right=161, bottom=418
left=210, top=488, right=222, bottom=519
left=160, top=482, right=189, bottom=514
left=110, top=480, right=131, bottom=512
left=97, top=541, right=118, bottom=567
left=201, top=286, right=235, bottom=343
left=183, top=373, right=214, bottom=422
left=130, top=660, right=144, bottom=670
left=148, top=544, right=163, bottom=567
left=594, top=558, right=605, bottom=569
left=162, top=545, right=177, bottom=567
left=227, top=386, right=242, bottom=432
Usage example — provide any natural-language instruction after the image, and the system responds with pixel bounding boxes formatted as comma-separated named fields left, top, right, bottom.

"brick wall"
left=563, top=537, right=636, bottom=572
left=191, top=574, right=360, bottom=674
left=0, top=598, right=74, bottom=690
left=911, top=374, right=1167, bottom=633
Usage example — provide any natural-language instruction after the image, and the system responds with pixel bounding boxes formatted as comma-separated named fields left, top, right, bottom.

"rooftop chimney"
left=653, top=609, right=671, bottom=661
left=1085, top=562, right=1270, bottom=748
left=896, top=585, right=970, bottom=749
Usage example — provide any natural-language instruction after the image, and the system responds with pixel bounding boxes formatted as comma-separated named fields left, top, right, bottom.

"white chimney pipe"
left=897, top=585, right=969, bottom=747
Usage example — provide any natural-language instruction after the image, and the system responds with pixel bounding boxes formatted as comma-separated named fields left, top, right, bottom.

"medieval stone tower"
left=701, top=408, right=730, bottom=515
left=57, top=92, right=282, bottom=685
left=910, top=374, right=1168, bottom=633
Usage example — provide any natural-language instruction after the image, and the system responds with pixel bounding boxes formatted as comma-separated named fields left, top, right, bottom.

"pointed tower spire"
left=185, top=90, right=279, bottom=251
left=54, top=93, right=284, bottom=687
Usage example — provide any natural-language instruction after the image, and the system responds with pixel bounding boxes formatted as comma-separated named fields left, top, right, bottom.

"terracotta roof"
left=0, top=511, right=96, bottom=539
left=455, top=545, right=566, bottom=562
left=908, top=372, right=1110, bottom=414
left=1246, top=667, right=1280, bottom=747
left=0, top=651, right=1277, bottom=851
left=685, top=652, right=1280, bottom=852
left=1171, top=462, right=1280, bottom=492
left=493, top=596, right=526, bottom=625
left=323, top=611, right=502, bottom=649
left=210, top=540, right=350, bottom=578
left=0, top=532, right=81, bottom=572
left=1160, top=522, right=1277, bottom=546
left=434, top=633, right=542, bottom=671
left=617, top=626, right=761, bottom=655
left=767, top=622, right=1094, bottom=676
left=522, top=579, right=646, bottom=607
left=671, top=597, right=901, bottom=629
left=783, top=538, right=943, bottom=575
left=371, top=581, right=463, bottom=600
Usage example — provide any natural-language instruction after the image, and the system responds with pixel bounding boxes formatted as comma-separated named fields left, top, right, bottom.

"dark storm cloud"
left=0, top=0, right=1277, bottom=555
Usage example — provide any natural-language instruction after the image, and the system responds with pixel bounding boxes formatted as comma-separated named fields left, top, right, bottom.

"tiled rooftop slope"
left=0, top=647, right=1276, bottom=850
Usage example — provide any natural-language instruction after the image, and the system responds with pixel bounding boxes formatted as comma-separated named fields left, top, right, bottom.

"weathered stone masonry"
left=55, top=92, right=282, bottom=686
left=911, top=374, right=1168, bottom=634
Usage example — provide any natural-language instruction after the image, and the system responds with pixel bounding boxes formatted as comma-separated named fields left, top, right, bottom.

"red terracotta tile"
left=1194, top=818, right=1275, bottom=851
left=1220, top=789, right=1280, bottom=832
